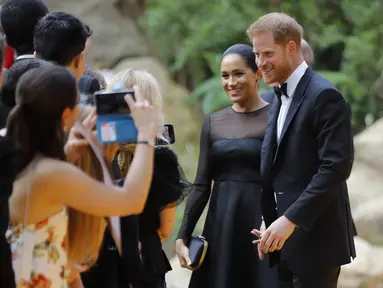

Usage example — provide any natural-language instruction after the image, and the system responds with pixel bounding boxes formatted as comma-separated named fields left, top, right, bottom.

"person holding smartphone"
left=6, top=65, right=160, bottom=287
left=81, top=68, right=189, bottom=288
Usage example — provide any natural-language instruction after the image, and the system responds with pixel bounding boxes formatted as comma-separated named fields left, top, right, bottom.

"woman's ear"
left=61, top=107, right=72, bottom=132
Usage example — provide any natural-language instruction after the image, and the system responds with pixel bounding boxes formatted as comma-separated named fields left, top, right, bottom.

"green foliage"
left=146, top=0, right=383, bottom=133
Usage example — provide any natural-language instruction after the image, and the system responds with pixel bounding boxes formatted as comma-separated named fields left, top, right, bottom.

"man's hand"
left=254, top=216, right=296, bottom=254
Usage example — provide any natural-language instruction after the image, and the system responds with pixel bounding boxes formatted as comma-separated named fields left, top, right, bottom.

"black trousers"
left=131, top=279, right=166, bottom=288
left=278, top=260, right=341, bottom=288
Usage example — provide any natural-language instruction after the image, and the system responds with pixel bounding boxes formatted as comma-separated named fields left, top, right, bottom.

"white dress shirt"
left=277, top=61, right=309, bottom=142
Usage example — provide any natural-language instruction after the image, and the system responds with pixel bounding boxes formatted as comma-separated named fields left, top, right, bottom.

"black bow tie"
left=273, top=83, right=288, bottom=99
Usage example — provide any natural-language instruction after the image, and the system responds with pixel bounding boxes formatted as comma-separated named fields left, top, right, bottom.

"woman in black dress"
left=176, top=44, right=279, bottom=288
left=81, top=69, right=189, bottom=288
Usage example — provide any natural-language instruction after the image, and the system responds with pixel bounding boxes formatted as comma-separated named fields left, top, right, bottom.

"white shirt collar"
left=16, top=54, right=35, bottom=61
left=283, top=61, right=308, bottom=97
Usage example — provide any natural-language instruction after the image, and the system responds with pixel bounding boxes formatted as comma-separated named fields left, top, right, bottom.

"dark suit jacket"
left=261, top=67, right=356, bottom=274
left=0, top=136, right=16, bottom=287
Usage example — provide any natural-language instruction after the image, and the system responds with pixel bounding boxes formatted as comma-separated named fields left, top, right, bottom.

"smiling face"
left=220, top=54, right=260, bottom=105
left=252, top=31, right=294, bottom=85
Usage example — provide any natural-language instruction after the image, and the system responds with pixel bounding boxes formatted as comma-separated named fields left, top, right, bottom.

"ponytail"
left=6, top=104, right=66, bottom=174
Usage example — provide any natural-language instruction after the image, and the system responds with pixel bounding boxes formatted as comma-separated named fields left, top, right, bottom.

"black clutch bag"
left=187, top=235, right=208, bottom=271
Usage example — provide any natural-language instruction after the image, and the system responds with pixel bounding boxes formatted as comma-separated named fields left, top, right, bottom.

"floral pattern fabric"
left=6, top=208, right=69, bottom=288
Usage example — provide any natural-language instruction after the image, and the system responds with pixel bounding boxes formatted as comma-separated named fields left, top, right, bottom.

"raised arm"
left=39, top=90, right=161, bottom=217
left=39, top=138, right=154, bottom=217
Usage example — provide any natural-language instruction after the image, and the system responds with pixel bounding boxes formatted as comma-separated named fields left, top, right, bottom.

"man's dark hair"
left=0, top=33, right=5, bottom=69
left=0, top=0, right=49, bottom=55
left=34, top=12, right=92, bottom=66
left=1, top=59, right=51, bottom=108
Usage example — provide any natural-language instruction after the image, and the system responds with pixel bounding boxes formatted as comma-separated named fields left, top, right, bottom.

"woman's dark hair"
left=1, top=59, right=51, bottom=108
left=222, top=44, right=258, bottom=72
left=6, top=66, right=78, bottom=173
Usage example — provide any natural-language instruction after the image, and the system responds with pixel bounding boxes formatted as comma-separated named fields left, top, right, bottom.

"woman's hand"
left=251, top=218, right=266, bottom=260
left=65, top=108, right=97, bottom=163
left=175, top=239, right=192, bottom=269
left=66, top=264, right=88, bottom=284
left=124, top=85, right=160, bottom=141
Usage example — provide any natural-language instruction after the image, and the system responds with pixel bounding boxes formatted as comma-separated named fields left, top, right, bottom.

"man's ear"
left=74, top=52, right=84, bottom=69
left=286, top=40, right=297, bottom=56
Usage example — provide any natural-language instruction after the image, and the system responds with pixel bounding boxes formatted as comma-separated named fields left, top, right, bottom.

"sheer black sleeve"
left=147, top=147, right=191, bottom=210
left=177, top=116, right=212, bottom=242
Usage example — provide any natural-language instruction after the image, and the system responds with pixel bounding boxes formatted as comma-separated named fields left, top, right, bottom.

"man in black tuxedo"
left=261, top=39, right=313, bottom=104
left=248, top=13, right=356, bottom=288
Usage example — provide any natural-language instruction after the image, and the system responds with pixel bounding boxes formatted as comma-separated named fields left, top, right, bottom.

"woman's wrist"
left=137, top=132, right=156, bottom=143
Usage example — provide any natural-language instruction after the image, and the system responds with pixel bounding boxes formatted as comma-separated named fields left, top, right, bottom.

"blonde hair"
left=107, top=69, right=163, bottom=116
left=67, top=107, right=107, bottom=267
left=107, top=69, right=165, bottom=177
left=247, top=12, right=303, bottom=48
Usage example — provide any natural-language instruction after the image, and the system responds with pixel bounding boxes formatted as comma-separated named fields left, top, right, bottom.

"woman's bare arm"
left=36, top=140, right=154, bottom=217
left=157, top=205, right=176, bottom=242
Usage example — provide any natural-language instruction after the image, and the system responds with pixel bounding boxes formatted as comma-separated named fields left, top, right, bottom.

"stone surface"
left=347, top=118, right=383, bottom=245
left=339, top=237, right=383, bottom=288
left=44, top=0, right=151, bottom=68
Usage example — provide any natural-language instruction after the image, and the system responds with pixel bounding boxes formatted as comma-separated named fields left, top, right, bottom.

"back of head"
left=1, top=59, right=51, bottom=108
left=0, top=33, right=5, bottom=69
left=78, top=75, right=100, bottom=96
left=247, top=12, right=303, bottom=48
left=34, top=12, right=92, bottom=66
left=222, top=44, right=258, bottom=72
left=0, top=32, right=5, bottom=85
left=107, top=69, right=163, bottom=112
left=301, top=39, right=314, bottom=66
left=6, top=65, right=78, bottom=173
left=84, top=65, right=107, bottom=90
left=107, top=69, right=164, bottom=176
left=1, top=0, right=48, bottom=55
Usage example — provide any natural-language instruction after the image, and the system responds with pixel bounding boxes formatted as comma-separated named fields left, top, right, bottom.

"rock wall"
left=44, top=0, right=152, bottom=68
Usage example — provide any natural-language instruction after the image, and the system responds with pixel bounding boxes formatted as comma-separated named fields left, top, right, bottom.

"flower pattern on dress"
left=7, top=208, right=68, bottom=288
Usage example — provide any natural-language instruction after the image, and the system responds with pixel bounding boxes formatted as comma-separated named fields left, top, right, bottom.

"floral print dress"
left=6, top=208, right=69, bottom=288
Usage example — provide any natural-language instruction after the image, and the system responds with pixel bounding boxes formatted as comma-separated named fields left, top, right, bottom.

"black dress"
left=81, top=147, right=189, bottom=288
left=177, top=106, right=278, bottom=288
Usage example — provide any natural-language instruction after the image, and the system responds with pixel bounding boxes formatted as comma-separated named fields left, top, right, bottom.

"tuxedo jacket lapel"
left=273, top=68, right=314, bottom=163
left=261, top=96, right=280, bottom=178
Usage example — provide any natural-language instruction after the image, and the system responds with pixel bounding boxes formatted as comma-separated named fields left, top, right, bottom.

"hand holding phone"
left=124, top=86, right=160, bottom=142
left=95, top=86, right=161, bottom=144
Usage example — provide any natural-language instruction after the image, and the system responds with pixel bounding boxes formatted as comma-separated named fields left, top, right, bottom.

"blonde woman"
left=65, top=105, right=122, bottom=287
left=81, top=69, right=189, bottom=288
left=6, top=65, right=160, bottom=287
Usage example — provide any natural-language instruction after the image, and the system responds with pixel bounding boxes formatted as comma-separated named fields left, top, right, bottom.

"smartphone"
left=95, top=90, right=137, bottom=144
left=156, top=124, right=175, bottom=145
left=95, top=90, right=176, bottom=145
